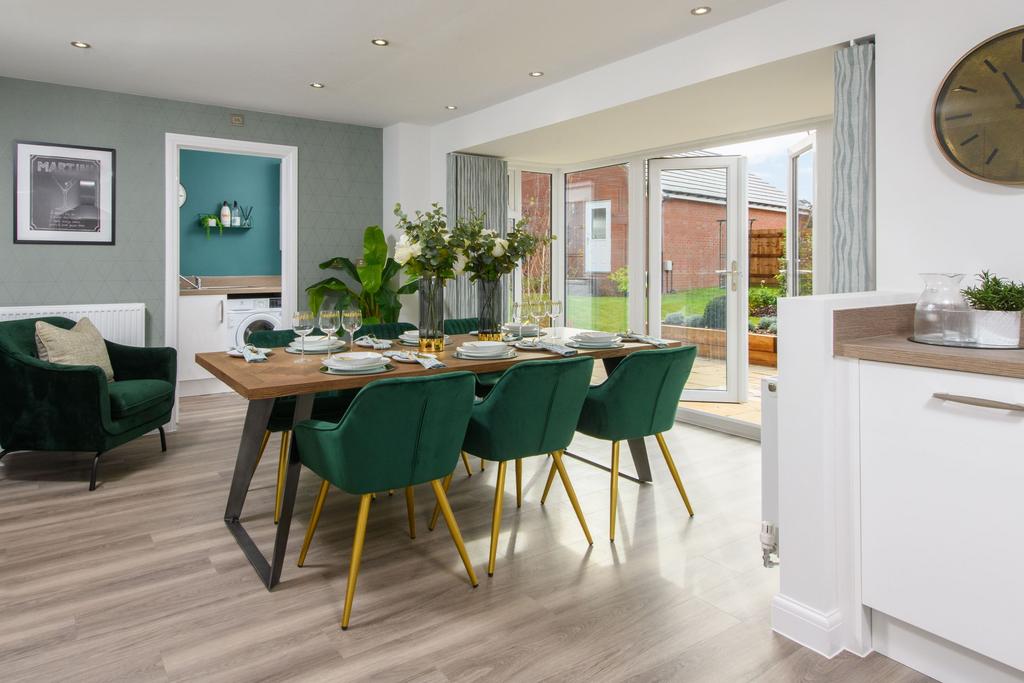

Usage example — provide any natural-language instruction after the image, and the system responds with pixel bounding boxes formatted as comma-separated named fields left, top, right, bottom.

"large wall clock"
left=934, top=26, right=1024, bottom=185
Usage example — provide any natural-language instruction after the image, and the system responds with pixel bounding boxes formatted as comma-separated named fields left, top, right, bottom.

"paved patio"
left=683, top=359, right=776, bottom=426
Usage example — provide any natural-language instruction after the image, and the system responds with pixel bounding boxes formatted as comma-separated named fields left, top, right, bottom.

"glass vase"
left=418, top=274, right=446, bottom=352
left=477, top=279, right=503, bottom=341
left=914, top=273, right=969, bottom=343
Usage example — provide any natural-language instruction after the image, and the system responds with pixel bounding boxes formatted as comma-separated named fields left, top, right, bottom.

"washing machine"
left=226, top=296, right=282, bottom=347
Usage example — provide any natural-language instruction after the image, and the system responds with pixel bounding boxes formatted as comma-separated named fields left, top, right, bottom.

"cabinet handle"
left=932, top=392, right=1024, bottom=412
left=219, top=300, right=225, bottom=324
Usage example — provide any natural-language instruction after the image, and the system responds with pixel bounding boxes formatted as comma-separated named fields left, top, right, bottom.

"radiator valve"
left=760, top=521, right=779, bottom=568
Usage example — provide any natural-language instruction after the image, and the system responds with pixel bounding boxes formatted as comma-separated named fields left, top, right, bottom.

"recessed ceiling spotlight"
left=528, top=71, right=544, bottom=77
left=371, top=38, right=389, bottom=46
left=310, top=82, right=326, bottom=89
left=445, top=105, right=458, bottom=110
left=690, top=6, right=711, bottom=15
left=70, top=40, right=91, bottom=48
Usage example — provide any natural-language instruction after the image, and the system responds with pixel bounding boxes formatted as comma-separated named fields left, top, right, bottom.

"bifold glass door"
left=648, top=156, right=748, bottom=403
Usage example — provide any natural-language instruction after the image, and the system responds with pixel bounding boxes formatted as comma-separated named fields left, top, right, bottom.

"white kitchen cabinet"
left=860, top=360, right=1024, bottom=672
left=177, top=294, right=227, bottom=382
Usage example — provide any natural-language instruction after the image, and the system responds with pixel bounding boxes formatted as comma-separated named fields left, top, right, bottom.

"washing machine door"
left=236, top=312, right=282, bottom=347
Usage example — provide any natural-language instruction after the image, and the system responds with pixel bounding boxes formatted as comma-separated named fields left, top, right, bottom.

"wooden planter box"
left=662, top=325, right=778, bottom=368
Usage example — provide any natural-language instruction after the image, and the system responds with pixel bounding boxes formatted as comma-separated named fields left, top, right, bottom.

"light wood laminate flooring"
left=0, top=393, right=932, bottom=682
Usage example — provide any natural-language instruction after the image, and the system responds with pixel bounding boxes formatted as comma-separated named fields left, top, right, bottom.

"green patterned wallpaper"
left=0, top=77, right=382, bottom=345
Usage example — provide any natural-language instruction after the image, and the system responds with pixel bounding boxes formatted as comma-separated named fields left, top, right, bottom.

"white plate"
left=461, top=340, right=507, bottom=351
left=512, top=341, right=549, bottom=350
left=565, top=340, right=624, bottom=349
left=572, top=332, right=620, bottom=342
left=455, top=347, right=511, bottom=358
left=355, top=338, right=392, bottom=349
left=302, top=335, right=329, bottom=342
left=284, top=346, right=343, bottom=355
left=383, top=351, right=435, bottom=364
left=226, top=347, right=273, bottom=358
left=454, top=349, right=517, bottom=361
left=324, top=352, right=386, bottom=369
left=320, top=363, right=392, bottom=375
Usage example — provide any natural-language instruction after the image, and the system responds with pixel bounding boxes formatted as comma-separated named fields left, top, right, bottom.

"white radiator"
left=760, top=375, right=780, bottom=567
left=0, top=303, right=146, bottom=346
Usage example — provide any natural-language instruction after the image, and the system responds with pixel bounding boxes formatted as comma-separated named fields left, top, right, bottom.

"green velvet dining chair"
left=432, top=356, right=595, bottom=577
left=442, top=315, right=501, bottom=468
left=442, top=317, right=478, bottom=335
left=290, top=372, right=479, bottom=629
left=541, top=345, right=698, bottom=541
left=246, top=321, right=417, bottom=522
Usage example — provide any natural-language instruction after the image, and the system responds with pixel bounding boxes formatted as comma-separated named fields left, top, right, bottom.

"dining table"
left=196, top=328, right=682, bottom=590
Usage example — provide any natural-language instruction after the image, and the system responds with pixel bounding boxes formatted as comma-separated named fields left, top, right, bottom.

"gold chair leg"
left=487, top=461, right=508, bottom=576
left=428, top=472, right=453, bottom=531
left=298, top=480, right=330, bottom=566
left=405, top=486, right=416, bottom=539
left=610, top=441, right=620, bottom=542
left=254, top=430, right=271, bottom=469
left=655, top=433, right=694, bottom=517
left=540, top=459, right=558, bottom=504
left=515, top=459, right=523, bottom=508
left=430, top=479, right=479, bottom=587
left=461, top=451, right=472, bottom=477
left=552, top=450, right=593, bottom=545
left=274, top=431, right=291, bottom=524
left=480, top=458, right=485, bottom=471
left=341, top=494, right=372, bottom=630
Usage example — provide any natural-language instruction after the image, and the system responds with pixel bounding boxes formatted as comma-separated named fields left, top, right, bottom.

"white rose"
left=395, top=234, right=418, bottom=265
left=491, top=238, right=508, bottom=258
left=453, top=251, right=469, bottom=275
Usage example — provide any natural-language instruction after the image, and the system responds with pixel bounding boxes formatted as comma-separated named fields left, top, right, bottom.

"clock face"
left=178, top=182, right=187, bottom=207
left=934, top=26, right=1024, bottom=185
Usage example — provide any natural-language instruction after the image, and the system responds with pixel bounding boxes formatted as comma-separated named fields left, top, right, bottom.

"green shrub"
left=749, top=284, right=779, bottom=317
left=703, top=295, right=728, bottom=330
left=608, top=266, right=629, bottom=295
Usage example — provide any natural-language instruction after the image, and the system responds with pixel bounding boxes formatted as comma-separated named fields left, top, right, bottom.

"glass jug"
left=914, top=273, right=969, bottom=343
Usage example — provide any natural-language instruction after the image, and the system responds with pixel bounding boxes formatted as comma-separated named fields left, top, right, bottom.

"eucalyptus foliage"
left=450, top=212, right=551, bottom=282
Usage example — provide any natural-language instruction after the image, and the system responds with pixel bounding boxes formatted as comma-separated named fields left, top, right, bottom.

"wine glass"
left=318, top=308, right=340, bottom=360
left=292, top=311, right=314, bottom=363
left=524, top=301, right=541, bottom=346
left=547, top=299, right=562, bottom=334
left=341, top=306, right=362, bottom=352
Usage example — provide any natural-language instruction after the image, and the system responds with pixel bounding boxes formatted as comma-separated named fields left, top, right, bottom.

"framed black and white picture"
left=14, top=141, right=115, bottom=245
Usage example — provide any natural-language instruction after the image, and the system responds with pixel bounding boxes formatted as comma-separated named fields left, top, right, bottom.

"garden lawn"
left=567, top=288, right=722, bottom=332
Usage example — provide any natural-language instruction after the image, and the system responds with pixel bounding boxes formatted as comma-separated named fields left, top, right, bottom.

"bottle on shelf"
left=219, top=201, right=231, bottom=226
left=231, top=201, right=241, bottom=227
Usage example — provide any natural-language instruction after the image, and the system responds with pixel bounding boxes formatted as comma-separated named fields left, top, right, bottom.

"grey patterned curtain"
left=445, top=153, right=509, bottom=317
left=831, top=43, right=876, bottom=293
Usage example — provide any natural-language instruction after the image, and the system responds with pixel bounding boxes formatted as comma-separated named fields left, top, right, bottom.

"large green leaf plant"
left=305, top=225, right=419, bottom=323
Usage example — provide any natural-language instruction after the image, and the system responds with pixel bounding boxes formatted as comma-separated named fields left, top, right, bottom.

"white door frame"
left=163, top=133, right=298, bottom=425
left=507, top=164, right=563, bottom=324
left=648, top=155, right=748, bottom=403
left=786, top=133, right=816, bottom=296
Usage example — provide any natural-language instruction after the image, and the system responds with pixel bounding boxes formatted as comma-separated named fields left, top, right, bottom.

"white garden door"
left=648, top=156, right=749, bottom=403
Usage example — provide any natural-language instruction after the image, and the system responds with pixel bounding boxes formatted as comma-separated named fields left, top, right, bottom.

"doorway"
left=163, top=134, right=298, bottom=422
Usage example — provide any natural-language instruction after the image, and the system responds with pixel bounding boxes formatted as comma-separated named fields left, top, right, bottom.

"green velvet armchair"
left=0, top=317, right=176, bottom=490
left=541, top=345, right=698, bottom=541
left=291, top=372, right=479, bottom=629
left=246, top=321, right=417, bottom=522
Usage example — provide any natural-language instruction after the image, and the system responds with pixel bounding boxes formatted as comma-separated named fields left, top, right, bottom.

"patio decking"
left=682, top=360, right=776, bottom=426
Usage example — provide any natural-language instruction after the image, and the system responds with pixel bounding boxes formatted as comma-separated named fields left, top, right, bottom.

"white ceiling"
left=0, top=0, right=784, bottom=127
left=463, top=46, right=837, bottom=165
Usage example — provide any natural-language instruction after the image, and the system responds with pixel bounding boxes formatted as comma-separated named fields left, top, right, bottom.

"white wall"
left=388, top=0, right=1024, bottom=291
left=382, top=122, right=431, bottom=323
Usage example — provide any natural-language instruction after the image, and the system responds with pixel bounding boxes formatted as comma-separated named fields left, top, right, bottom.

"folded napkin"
left=240, top=345, right=268, bottom=363
left=356, top=335, right=391, bottom=350
left=414, top=353, right=447, bottom=369
left=538, top=341, right=577, bottom=357
left=634, top=335, right=670, bottom=348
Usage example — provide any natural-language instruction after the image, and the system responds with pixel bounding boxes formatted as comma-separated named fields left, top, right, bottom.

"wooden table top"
left=196, top=330, right=680, bottom=400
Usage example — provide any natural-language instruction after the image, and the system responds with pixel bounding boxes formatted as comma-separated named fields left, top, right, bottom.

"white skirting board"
left=0, top=303, right=146, bottom=346
left=770, top=594, right=844, bottom=658
left=177, top=377, right=231, bottom=398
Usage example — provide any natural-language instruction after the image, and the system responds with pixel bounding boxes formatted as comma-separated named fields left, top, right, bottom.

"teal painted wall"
left=179, top=150, right=281, bottom=277
left=0, top=76, right=382, bottom=345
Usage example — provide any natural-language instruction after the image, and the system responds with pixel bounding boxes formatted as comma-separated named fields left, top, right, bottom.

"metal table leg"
left=224, top=394, right=313, bottom=590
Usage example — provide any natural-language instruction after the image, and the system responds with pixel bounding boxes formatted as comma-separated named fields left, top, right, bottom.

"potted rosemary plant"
left=961, top=271, right=1024, bottom=347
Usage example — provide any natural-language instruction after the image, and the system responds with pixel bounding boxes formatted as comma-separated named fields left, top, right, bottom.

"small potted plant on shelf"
left=198, top=213, right=223, bottom=239
left=961, top=271, right=1024, bottom=347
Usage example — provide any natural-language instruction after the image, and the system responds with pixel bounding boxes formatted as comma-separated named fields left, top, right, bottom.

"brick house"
left=562, top=157, right=788, bottom=297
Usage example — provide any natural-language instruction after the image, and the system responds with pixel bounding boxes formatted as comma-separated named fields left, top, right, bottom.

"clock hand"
left=1002, top=72, right=1024, bottom=107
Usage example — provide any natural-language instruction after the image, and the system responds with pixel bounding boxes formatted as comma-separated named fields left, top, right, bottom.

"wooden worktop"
left=179, top=275, right=281, bottom=296
left=833, top=304, right=1024, bottom=379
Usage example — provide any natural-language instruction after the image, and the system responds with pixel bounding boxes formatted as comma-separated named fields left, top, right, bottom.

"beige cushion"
left=35, top=318, right=115, bottom=382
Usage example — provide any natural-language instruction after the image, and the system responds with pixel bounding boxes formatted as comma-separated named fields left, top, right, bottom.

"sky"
left=708, top=131, right=815, bottom=203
